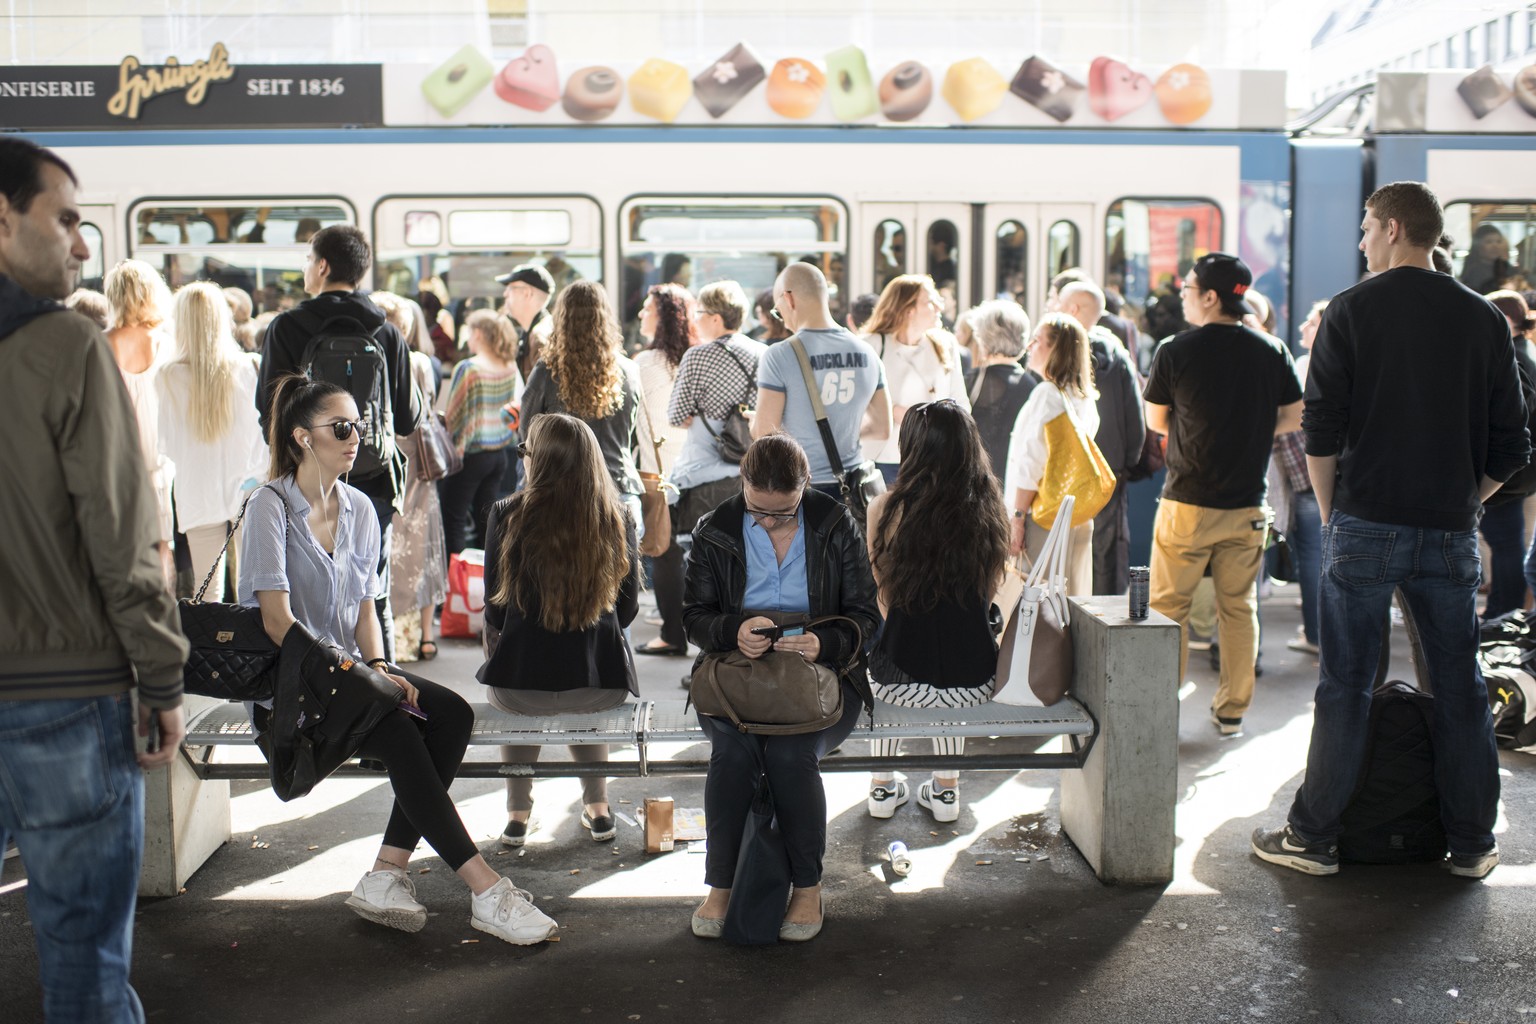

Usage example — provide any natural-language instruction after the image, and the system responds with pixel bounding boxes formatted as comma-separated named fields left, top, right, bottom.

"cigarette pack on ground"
left=673, top=807, right=707, bottom=842
left=643, top=796, right=675, bottom=853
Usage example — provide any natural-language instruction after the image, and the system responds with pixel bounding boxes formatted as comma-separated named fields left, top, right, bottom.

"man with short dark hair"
left=0, top=136, right=188, bottom=1023
left=258, top=224, right=421, bottom=658
left=1253, top=182, right=1529, bottom=880
left=846, top=292, right=878, bottom=333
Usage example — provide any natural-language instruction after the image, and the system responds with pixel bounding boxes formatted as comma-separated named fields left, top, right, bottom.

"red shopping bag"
left=440, top=549, right=486, bottom=639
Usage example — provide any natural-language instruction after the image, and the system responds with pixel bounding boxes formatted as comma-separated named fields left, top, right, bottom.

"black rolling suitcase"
left=1337, top=680, right=1447, bottom=864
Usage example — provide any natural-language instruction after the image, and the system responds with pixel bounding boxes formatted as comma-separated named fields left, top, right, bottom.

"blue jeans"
left=1290, top=492, right=1323, bottom=644
left=1288, top=512, right=1500, bottom=856
left=1480, top=498, right=1527, bottom=619
left=0, top=694, right=146, bottom=1023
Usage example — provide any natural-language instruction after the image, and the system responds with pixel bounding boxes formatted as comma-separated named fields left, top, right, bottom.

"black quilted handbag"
left=178, top=488, right=281, bottom=701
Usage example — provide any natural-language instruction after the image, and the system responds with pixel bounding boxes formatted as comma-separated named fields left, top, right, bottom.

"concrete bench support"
left=1059, top=596, right=1180, bottom=885
left=140, top=694, right=230, bottom=898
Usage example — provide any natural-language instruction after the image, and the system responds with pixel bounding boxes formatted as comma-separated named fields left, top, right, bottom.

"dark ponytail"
left=266, top=373, right=349, bottom=481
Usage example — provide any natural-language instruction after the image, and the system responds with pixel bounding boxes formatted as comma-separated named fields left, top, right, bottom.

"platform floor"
left=3, top=585, right=1534, bottom=1024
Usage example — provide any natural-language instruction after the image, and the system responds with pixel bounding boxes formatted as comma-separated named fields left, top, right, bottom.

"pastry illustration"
left=879, top=61, right=933, bottom=121
left=629, top=58, right=693, bottom=123
left=692, top=42, right=765, bottom=118
left=1515, top=64, right=1536, bottom=117
left=1009, top=56, right=1083, bottom=123
left=941, top=58, right=1007, bottom=122
left=1088, top=56, right=1152, bottom=122
left=1458, top=65, right=1512, bottom=119
left=767, top=58, right=826, bottom=119
left=562, top=65, right=623, bottom=121
left=421, top=45, right=494, bottom=118
left=494, top=44, right=559, bottom=111
left=1155, top=63, right=1212, bottom=125
left=825, top=45, right=877, bottom=121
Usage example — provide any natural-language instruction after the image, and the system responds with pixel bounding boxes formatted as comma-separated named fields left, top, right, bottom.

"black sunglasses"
left=309, top=419, right=362, bottom=442
left=517, top=441, right=532, bottom=458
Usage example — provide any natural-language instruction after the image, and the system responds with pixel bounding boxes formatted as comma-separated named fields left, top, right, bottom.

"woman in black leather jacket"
left=682, top=434, right=879, bottom=943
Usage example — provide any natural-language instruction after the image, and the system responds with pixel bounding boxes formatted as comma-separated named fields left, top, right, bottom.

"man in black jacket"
left=257, top=225, right=421, bottom=658
left=1253, top=182, right=1529, bottom=880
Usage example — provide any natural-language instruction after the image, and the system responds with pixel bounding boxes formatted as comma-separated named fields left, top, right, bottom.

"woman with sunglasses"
left=864, top=400, right=1009, bottom=824
left=480, top=413, right=640, bottom=846
left=683, top=433, right=879, bottom=943
left=239, top=374, right=559, bottom=946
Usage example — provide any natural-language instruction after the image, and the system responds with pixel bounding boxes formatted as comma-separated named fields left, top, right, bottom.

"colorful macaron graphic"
left=1010, top=56, right=1083, bottom=123
left=629, top=58, right=693, bottom=123
left=693, top=42, right=765, bottom=118
left=563, top=66, right=623, bottom=121
left=494, top=44, right=560, bottom=111
left=421, top=45, right=494, bottom=118
left=879, top=61, right=933, bottom=121
left=1155, top=63, right=1213, bottom=125
left=825, top=45, right=877, bottom=121
left=1458, top=65, right=1513, bottom=119
left=1088, top=56, right=1152, bottom=122
left=767, top=58, right=826, bottom=119
left=941, top=58, right=1007, bottom=122
left=1515, top=65, right=1536, bottom=117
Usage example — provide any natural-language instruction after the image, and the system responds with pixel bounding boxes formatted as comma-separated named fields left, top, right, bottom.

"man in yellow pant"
left=1142, top=254, right=1303, bottom=736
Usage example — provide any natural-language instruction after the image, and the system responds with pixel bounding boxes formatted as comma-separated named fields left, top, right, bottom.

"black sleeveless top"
left=870, top=594, right=998, bottom=689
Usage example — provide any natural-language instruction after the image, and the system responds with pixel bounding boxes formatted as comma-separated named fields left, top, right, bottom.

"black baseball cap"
left=495, top=263, right=555, bottom=293
left=1188, top=253, right=1254, bottom=316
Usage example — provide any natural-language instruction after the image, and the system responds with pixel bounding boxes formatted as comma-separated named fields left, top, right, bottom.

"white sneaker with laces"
left=917, top=779, right=960, bottom=823
left=345, top=868, right=428, bottom=933
left=471, top=876, right=559, bottom=945
left=867, top=778, right=910, bottom=819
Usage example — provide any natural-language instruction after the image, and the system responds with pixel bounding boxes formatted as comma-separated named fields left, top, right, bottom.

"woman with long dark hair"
left=481, top=413, right=640, bottom=845
left=239, top=374, right=557, bottom=945
left=864, top=401, right=1009, bottom=822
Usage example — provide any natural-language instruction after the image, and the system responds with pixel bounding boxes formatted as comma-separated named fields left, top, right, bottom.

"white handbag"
left=993, top=495, right=1076, bottom=707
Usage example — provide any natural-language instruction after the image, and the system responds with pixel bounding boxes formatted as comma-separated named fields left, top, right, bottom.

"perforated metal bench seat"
left=179, top=697, right=1097, bottom=780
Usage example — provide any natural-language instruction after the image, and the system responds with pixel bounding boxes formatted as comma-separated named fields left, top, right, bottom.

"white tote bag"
left=993, top=495, right=1076, bottom=707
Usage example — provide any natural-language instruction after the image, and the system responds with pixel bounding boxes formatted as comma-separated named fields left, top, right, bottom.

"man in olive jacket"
left=0, top=138, right=188, bottom=1022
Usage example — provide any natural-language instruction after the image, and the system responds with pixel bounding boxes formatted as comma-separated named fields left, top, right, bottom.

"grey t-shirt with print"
left=758, top=328, right=886, bottom=484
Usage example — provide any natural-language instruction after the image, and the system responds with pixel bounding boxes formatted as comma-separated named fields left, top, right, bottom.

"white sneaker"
left=867, top=779, right=910, bottom=819
left=345, top=869, right=427, bottom=933
left=916, top=780, right=960, bottom=823
left=471, top=877, right=559, bottom=945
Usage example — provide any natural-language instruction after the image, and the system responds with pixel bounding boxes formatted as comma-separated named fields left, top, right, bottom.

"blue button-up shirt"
left=741, top=510, right=809, bottom=614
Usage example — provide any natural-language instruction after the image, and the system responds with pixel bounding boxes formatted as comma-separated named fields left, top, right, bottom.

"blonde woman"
left=860, top=274, right=970, bottom=485
left=520, top=280, right=643, bottom=529
left=154, top=283, right=268, bottom=601
left=440, top=308, right=522, bottom=554
left=481, top=413, right=640, bottom=844
left=105, top=259, right=176, bottom=584
left=1006, top=313, right=1099, bottom=595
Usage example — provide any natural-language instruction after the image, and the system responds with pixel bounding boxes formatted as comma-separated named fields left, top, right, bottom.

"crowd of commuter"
left=2, top=137, right=1529, bottom=1016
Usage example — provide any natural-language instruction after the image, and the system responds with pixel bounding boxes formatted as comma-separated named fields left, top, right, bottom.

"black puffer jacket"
left=683, top=488, right=880, bottom=710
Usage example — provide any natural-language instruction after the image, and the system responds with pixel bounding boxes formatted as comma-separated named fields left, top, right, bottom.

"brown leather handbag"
left=636, top=387, right=672, bottom=557
left=689, top=615, right=863, bottom=734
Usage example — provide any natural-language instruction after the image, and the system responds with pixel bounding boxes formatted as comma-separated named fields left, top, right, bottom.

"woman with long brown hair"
left=860, top=274, right=970, bottom=485
left=864, top=400, right=1009, bottom=822
left=481, top=413, right=640, bottom=845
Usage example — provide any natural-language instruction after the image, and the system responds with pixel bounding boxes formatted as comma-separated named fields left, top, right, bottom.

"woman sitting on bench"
left=243, top=375, right=557, bottom=946
left=480, top=412, right=640, bottom=846
left=864, top=400, right=1009, bottom=824
left=683, top=434, right=879, bottom=942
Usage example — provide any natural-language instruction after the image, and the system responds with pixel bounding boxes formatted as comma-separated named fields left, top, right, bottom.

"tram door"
left=78, top=204, right=116, bottom=293
left=981, top=203, right=1093, bottom=318
left=862, top=202, right=971, bottom=319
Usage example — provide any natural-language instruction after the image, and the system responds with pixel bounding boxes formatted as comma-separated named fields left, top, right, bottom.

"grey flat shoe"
left=690, top=912, right=725, bottom=939
left=778, top=898, right=823, bottom=942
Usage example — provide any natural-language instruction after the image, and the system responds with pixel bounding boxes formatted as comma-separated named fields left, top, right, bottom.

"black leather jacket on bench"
left=682, top=488, right=880, bottom=711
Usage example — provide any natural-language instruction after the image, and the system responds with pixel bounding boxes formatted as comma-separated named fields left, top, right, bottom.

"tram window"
left=405, top=211, right=441, bottom=247
left=129, top=201, right=351, bottom=314
left=448, top=210, right=570, bottom=247
left=995, top=221, right=1028, bottom=305
left=623, top=198, right=846, bottom=351
left=79, top=223, right=105, bottom=292
left=1105, top=197, right=1223, bottom=332
left=874, top=219, right=906, bottom=295
left=373, top=249, right=598, bottom=334
left=1047, top=220, right=1080, bottom=281
left=1443, top=202, right=1536, bottom=295
left=926, top=220, right=959, bottom=291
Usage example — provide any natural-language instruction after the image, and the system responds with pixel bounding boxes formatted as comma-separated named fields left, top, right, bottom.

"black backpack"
left=297, top=313, right=394, bottom=479
left=1337, top=680, right=1447, bottom=864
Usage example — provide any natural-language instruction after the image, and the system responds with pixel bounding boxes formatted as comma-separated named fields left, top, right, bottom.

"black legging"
left=651, top=542, right=687, bottom=648
left=354, top=672, right=478, bottom=870
left=440, top=448, right=509, bottom=554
